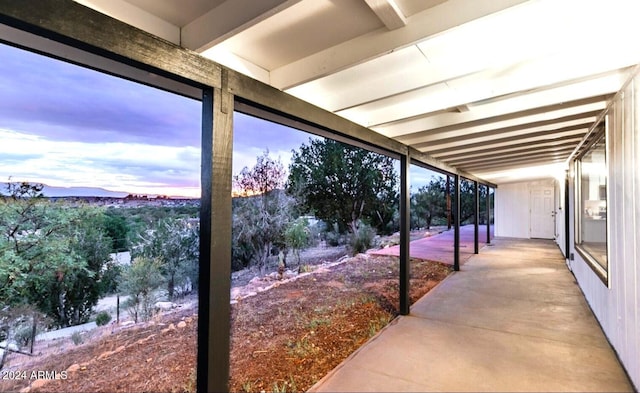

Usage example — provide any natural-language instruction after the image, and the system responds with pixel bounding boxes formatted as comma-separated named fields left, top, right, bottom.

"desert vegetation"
left=0, top=181, right=199, bottom=369
left=0, top=134, right=492, bottom=392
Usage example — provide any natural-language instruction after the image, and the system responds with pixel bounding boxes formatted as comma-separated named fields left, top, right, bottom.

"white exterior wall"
left=495, top=179, right=555, bottom=239
left=568, top=74, right=640, bottom=390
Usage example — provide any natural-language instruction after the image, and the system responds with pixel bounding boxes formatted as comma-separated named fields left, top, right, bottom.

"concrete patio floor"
left=370, top=224, right=494, bottom=266
left=310, top=237, right=634, bottom=392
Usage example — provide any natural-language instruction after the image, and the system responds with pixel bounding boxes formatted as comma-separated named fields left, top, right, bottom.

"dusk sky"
left=0, top=42, right=436, bottom=198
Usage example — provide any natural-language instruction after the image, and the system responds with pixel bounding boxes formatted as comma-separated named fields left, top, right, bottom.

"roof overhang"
left=5, top=0, right=640, bottom=185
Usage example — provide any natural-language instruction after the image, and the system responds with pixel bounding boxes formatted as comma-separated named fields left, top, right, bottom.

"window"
left=0, top=42, right=201, bottom=392
left=574, top=119, right=608, bottom=282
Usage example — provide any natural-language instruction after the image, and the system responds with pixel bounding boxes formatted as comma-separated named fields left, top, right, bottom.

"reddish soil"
left=0, top=254, right=451, bottom=393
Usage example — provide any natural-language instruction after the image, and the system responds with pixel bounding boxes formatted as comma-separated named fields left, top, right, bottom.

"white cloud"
left=0, top=129, right=200, bottom=197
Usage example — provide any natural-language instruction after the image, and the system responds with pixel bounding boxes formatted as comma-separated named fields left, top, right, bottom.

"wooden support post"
left=198, top=84, right=233, bottom=393
left=399, top=153, right=411, bottom=315
left=446, top=175, right=452, bottom=230
left=474, top=180, right=479, bottom=254
left=486, top=186, right=491, bottom=244
left=454, top=174, right=461, bottom=271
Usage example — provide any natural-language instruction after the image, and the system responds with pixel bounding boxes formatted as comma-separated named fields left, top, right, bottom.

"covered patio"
left=1, top=1, right=638, bottom=391
left=312, top=237, right=633, bottom=392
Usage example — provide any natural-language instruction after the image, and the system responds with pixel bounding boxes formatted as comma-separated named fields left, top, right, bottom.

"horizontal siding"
left=569, top=74, right=640, bottom=390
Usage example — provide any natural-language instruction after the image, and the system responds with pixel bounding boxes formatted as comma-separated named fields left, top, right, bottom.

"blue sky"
left=0, top=42, right=437, bottom=197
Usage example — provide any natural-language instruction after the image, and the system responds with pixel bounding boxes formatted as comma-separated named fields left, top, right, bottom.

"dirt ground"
left=0, top=253, right=451, bottom=393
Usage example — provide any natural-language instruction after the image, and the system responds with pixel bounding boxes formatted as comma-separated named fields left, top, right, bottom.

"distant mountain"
left=41, top=185, right=129, bottom=198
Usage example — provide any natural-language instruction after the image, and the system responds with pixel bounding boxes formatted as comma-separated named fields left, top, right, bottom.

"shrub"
left=118, top=256, right=163, bottom=323
left=285, top=217, right=310, bottom=265
left=95, top=311, right=111, bottom=326
left=324, top=222, right=343, bottom=247
left=349, top=223, right=376, bottom=255
left=122, top=293, right=157, bottom=323
left=14, top=325, right=35, bottom=349
left=71, top=331, right=83, bottom=345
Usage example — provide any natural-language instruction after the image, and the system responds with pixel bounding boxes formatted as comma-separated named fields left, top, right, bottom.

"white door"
left=530, top=186, right=555, bottom=239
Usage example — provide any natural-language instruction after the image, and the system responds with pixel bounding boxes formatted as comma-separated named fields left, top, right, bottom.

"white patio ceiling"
left=75, top=0, right=640, bottom=184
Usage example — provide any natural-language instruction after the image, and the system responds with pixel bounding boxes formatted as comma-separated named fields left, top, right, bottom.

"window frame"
left=574, top=116, right=609, bottom=286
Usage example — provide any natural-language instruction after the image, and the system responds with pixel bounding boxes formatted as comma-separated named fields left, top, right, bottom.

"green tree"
left=233, top=151, right=293, bottom=273
left=133, top=218, right=198, bottom=299
left=287, top=139, right=398, bottom=235
left=411, top=176, right=447, bottom=229
left=0, top=182, right=112, bottom=327
left=284, top=217, right=310, bottom=265
left=44, top=205, right=112, bottom=326
left=458, top=179, right=485, bottom=225
left=103, top=208, right=129, bottom=252
left=118, top=256, right=163, bottom=323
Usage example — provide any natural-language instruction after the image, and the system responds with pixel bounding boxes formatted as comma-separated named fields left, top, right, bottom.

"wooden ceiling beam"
left=447, top=146, right=575, bottom=166
left=363, top=0, right=406, bottom=30
left=375, top=77, right=618, bottom=138
left=397, top=110, right=600, bottom=145
left=414, top=122, right=589, bottom=152
left=182, top=0, right=301, bottom=52
left=74, top=0, right=180, bottom=44
left=270, top=0, right=527, bottom=89
left=392, top=95, right=608, bottom=144
left=432, top=134, right=584, bottom=159
left=463, top=150, right=571, bottom=166
left=462, top=156, right=567, bottom=172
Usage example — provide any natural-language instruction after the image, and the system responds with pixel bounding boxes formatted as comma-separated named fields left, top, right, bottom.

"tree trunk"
left=58, top=291, right=67, bottom=327
left=30, top=313, right=37, bottom=354
left=259, top=244, right=271, bottom=276
left=167, top=274, right=175, bottom=300
left=349, top=219, right=359, bottom=235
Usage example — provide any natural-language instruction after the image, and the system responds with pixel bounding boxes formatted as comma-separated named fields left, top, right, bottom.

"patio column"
left=474, top=180, right=479, bottom=254
left=446, top=175, right=452, bottom=230
left=453, top=174, right=461, bottom=271
left=199, top=85, right=233, bottom=393
left=399, top=152, right=411, bottom=315
left=486, top=186, right=491, bottom=244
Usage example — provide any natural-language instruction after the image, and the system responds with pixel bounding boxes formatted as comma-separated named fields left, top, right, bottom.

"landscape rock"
left=67, top=364, right=80, bottom=373
left=98, top=350, right=114, bottom=360
left=249, top=276, right=261, bottom=285
left=154, top=301, right=177, bottom=311
left=177, top=321, right=187, bottom=329
left=0, top=340, right=19, bottom=358
left=30, top=379, right=48, bottom=390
